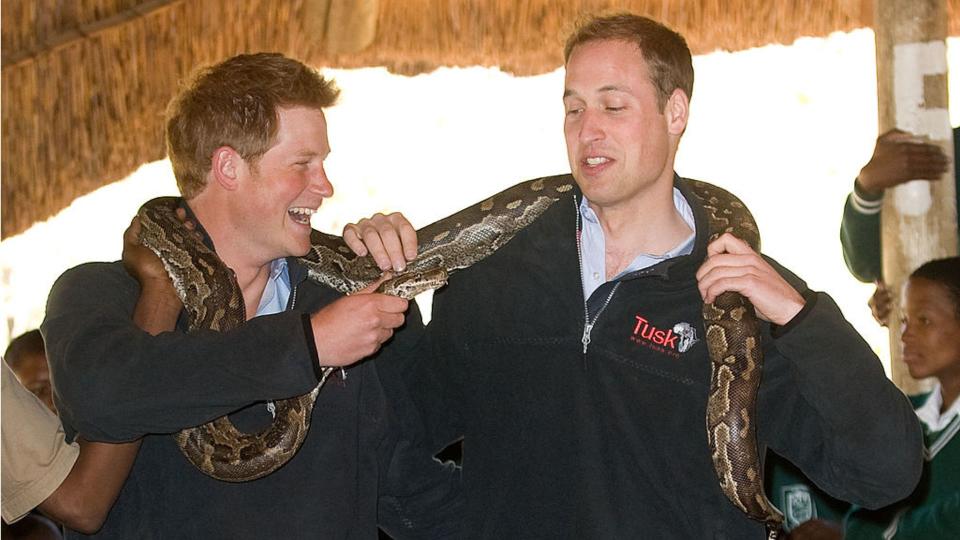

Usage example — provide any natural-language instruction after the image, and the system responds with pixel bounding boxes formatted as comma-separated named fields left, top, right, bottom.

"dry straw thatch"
left=2, top=0, right=958, bottom=238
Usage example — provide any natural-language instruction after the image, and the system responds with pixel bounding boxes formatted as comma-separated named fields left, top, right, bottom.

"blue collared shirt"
left=580, top=188, right=696, bottom=300
left=255, top=258, right=292, bottom=316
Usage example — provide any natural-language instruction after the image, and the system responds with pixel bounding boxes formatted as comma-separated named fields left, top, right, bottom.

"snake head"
left=375, top=267, right=449, bottom=299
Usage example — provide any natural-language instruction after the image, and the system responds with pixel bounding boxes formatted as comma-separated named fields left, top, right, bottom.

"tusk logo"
left=672, top=322, right=699, bottom=353
left=630, top=315, right=699, bottom=358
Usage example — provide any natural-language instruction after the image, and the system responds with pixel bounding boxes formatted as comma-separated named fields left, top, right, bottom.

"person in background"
left=840, top=127, right=957, bottom=325
left=5, top=330, right=55, bottom=411
left=844, top=256, right=960, bottom=539
left=763, top=453, right=849, bottom=539
left=2, top=222, right=178, bottom=536
left=760, top=129, right=957, bottom=539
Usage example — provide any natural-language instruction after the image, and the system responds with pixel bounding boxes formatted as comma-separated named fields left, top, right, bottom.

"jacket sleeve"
left=374, top=305, right=463, bottom=539
left=757, top=260, right=923, bottom=510
left=41, top=262, right=321, bottom=442
left=839, top=187, right=883, bottom=283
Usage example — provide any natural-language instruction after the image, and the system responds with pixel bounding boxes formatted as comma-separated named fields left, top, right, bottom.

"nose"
left=578, top=109, right=605, bottom=144
left=900, top=320, right=914, bottom=345
left=310, top=162, right=334, bottom=198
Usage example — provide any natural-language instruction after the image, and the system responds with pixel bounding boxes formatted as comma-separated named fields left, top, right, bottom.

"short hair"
left=911, top=257, right=960, bottom=319
left=4, top=329, right=45, bottom=370
left=563, top=13, right=694, bottom=110
left=166, top=53, right=340, bottom=199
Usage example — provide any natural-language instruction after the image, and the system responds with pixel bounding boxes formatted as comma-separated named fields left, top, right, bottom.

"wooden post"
left=304, top=0, right=379, bottom=56
left=875, top=0, right=957, bottom=393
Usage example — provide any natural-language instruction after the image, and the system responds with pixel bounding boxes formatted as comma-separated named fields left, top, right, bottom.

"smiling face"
left=900, top=276, right=960, bottom=385
left=563, top=39, right=687, bottom=212
left=236, top=105, right=333, bottom=261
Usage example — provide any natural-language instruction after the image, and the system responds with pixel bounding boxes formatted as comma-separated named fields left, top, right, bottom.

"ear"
left=664, top=88, right=689, bottom=136
left=210, top=146, right=243, bottom=191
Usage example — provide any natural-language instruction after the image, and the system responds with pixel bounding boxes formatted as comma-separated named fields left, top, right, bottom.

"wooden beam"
left=0, top=0, right=182, bottom=70
left=875, top=0, right=957, bottom=393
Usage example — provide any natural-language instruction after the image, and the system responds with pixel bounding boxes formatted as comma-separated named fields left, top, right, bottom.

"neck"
left=941, top=377, right=960, bottom=415
left=188, top=196, right=272, bottom=319
left=592, top=184, right=692, bottom=279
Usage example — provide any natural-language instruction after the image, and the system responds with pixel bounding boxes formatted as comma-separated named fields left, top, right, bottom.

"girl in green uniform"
left=844, top=257, right=960, bottom=539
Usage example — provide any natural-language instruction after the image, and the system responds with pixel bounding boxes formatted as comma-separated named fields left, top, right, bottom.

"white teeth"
left=288, top=207, right=316, bottom=224
left=585, top=157, right=608, bottom=166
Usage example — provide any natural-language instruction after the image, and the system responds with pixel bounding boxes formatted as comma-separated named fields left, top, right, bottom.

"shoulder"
left=53, top=261, right=128, bottom=287
left=47, top=261, right=134, bottom=309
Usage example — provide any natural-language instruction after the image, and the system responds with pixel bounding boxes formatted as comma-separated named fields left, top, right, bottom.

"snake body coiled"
left=138, top=176, right=783, bottom=534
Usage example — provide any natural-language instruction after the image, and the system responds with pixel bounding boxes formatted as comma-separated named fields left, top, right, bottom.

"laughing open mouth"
left=288, top=207, right=316, bottom=225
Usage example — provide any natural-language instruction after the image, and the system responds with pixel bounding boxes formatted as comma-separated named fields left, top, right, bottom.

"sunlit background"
left=2, top=28, right=959, bottom=374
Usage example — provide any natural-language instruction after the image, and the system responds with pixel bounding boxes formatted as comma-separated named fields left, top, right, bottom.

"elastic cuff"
left=851, top=180, right=883, bottom=214
left=300, top=313, right=324, bottom=381
left=770, top=289, right=819, bottom=338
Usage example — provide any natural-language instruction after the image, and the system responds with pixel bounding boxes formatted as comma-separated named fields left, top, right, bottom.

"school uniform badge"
left=781, top=484, right=817, bottom=530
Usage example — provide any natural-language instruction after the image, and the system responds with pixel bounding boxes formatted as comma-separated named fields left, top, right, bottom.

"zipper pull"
left=582, top=322, right=594, bottom=354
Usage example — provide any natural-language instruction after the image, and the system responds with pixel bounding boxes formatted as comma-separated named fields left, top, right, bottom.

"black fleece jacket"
left=42, top=246, right=460, bottom=539
left=403, top=174, right=923, bottom=539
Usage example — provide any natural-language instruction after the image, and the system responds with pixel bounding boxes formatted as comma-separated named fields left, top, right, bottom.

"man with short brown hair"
left=354, top=13, right=923, bottom=538
left=43, top=53, right=459, bottom=538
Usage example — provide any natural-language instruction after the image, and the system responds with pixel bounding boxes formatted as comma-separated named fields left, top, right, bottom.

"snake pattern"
left=687, top=180, right=784, bottom=537
left=138, top=175, right=782, bottom=534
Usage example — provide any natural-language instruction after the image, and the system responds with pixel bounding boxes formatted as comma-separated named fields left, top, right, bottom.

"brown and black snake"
left=138, top=175, right=782, bottom=535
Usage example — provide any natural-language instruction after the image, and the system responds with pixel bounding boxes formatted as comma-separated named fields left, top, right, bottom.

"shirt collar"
left=578, top=188, right=697, bottom=271
left=915, top=382, right=960, bottom=433
left=255, top=258, right=292, bottom=316
left=578, top=188, right=696, bottom=300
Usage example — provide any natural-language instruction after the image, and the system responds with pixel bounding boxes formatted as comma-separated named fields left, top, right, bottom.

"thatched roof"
left=3, top=0, right=959, bottom=238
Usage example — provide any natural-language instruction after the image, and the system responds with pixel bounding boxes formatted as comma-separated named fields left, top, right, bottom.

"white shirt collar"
left=915, top=382, right=960, bottom=433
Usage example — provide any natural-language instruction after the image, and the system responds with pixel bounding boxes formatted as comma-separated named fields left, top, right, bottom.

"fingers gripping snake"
left=137, top=176, right=782, bottom=533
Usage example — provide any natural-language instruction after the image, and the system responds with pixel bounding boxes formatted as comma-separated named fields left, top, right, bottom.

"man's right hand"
left=122, top=217, right=176, bottom=292
left=856, top=129, right=949, bottom=196
left=309, top=279, right=409, bottom=367
left=122, top=216, right=183, bottom=332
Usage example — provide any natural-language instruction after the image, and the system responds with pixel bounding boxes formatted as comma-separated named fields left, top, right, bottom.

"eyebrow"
left=563, top=84, right=630, bottom=99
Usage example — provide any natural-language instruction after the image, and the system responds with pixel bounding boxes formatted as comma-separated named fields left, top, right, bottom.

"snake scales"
left=138, top=175, right=781, bottom=533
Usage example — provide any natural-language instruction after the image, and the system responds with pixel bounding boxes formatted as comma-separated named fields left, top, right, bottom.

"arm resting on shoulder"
left=42, top=263, right=319, bottom=441
left=38, top=269, right=180, bottom=533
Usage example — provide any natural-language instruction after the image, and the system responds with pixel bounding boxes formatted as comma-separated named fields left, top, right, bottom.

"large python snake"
left=138, top=175, right=782, bottom=533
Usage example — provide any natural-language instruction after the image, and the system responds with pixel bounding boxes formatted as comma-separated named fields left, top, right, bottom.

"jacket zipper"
left=575, top=197, right=621, bottom=356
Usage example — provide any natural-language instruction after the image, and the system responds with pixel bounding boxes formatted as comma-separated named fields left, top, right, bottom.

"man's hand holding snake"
left=122, top=216, right=184, bottom=330
left=312, top=212, right=420, bottom=367
left=342, top=212, right=418, bottom=272
left=309, top=280, right=409, bottom=367
left=696, top=233, right=805, bottom=326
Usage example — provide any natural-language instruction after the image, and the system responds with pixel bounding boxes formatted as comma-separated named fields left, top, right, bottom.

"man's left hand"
left=696, top=233, right=805, bottom=326
left=343, top=212, right=418, bottom=272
